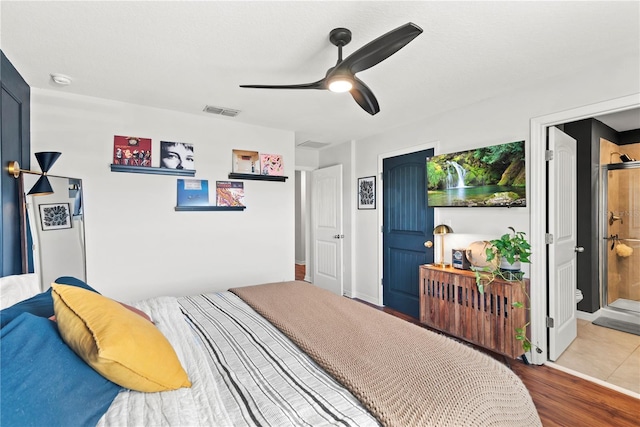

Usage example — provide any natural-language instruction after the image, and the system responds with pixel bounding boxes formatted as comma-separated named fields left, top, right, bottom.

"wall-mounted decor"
left=358, top=176, right=376, bottom=210
left=39, top=203, right=71, bottom=231
left=113, top=135, right=152, bottom=167
left=232, top=150, right=260, bottom=175
left=426, top=140, right=526, bottom=207
left=160, top=141, right=194, bottom=170
left=260, top=153, right=283, bottom=176
left=216, top=181, right=245, bottom=207
left=177, top=179, right=209, bottom=207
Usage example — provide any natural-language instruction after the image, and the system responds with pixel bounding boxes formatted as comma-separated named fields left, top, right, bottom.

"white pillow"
left=0, top=273, right=41, bottom=309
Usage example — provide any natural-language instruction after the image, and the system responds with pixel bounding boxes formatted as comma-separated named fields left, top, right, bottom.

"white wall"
left=30, top=89, right=295, bottom=302
left=352, top=55, right=640, bottom=304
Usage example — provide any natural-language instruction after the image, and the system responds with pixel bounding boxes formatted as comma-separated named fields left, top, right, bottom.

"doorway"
left=530, top=94, right=640, bottom=373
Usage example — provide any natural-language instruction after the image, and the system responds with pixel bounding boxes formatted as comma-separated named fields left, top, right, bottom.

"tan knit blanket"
left=230, top=281, right=541, bottom=427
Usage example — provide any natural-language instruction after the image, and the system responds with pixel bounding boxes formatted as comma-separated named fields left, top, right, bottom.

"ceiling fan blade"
left=350, top=78, right=380, bottom=115
left=338, top=22, right=423, bottom=75
left=240, top=80, right=325, bottom=90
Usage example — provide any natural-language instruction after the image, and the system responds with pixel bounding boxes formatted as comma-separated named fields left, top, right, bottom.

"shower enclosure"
left=601, top=159, right=640, bottom=318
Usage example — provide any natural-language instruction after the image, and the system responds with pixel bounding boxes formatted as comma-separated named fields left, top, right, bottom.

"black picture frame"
left=39, top=203, right=72, bottom=231
left=358, top=176, right=376, bottom=210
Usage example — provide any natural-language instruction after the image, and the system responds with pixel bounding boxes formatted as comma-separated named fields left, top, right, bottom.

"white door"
left=311, top=165, right=343, bottom=295
left=548, top=126, right=578, bottom=361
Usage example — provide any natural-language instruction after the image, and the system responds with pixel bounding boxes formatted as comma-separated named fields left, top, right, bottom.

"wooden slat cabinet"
left=419, top=265, right=529, bottom=359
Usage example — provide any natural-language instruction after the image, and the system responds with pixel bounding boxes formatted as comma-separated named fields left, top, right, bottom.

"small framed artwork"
left=39, top=203, right=72, bottom=230
left=160, top=141, right=195, bottom=170
left=232, top=149, right=260, bottom=174
left=260, top=153, right=284, bottom=176
left=358, top=176, right=376, bottom=210
left=113, top=135, right=152, bottom=167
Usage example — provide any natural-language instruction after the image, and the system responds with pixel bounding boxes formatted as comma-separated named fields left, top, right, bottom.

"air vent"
left=297, top=140, right=330, bottom=149
left=203, top=105, right=240, bottom=117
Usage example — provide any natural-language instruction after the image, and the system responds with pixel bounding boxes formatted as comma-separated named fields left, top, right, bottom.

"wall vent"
left=297, top=140, right=330, bottom=149
left=203, top=105, right=240, bottom=117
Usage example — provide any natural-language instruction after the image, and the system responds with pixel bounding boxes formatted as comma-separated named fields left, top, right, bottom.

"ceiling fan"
left=240, top=22, right=423, bottom=115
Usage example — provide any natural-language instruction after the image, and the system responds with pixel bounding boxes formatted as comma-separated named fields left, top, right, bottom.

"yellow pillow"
left=51, top=284, right=191, bottom=392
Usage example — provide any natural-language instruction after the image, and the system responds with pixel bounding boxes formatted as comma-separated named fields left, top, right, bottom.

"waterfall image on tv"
left=427, top=140, right=526, bottom=207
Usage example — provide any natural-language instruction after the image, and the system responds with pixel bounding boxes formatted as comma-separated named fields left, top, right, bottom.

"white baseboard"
left=576, top=310, right=600, bottom=322
left=294, top=260, right=306, bottom=266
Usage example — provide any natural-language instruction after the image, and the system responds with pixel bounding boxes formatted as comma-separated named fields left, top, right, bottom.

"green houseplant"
left=474, top=227, right=540, bottom=354
left=485, top=226, right=531, bottom=271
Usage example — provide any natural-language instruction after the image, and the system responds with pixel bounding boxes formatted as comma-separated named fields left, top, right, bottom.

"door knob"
left=574, top=246, right=584, bottom=253
left=333, top=234, right=344, bottom=239
left=424, top=241, right=433, bottom=248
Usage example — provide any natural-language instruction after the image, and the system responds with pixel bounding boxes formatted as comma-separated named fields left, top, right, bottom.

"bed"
left=0, top=277, right=541, bottom=427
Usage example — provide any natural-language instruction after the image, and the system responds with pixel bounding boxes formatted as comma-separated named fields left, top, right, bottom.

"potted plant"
left=485, top=226, right=532, bottom=273
left=474, top=227, right=540, bottom=355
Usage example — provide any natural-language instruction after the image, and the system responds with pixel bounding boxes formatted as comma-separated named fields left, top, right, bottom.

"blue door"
left=383, top=149, right=434, bottom=318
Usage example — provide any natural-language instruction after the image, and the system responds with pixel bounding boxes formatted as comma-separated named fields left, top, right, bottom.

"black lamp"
left=7, top=152, right=62, bottom=195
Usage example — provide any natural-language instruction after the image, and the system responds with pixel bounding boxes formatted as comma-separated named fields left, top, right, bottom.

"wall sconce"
left=7, top=152, right=62, bottom=196
left=433, top=224, right=454, bottom=268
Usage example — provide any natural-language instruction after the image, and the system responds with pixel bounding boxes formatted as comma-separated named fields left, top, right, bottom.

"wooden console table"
left=419, top=265, right=529, bottom=359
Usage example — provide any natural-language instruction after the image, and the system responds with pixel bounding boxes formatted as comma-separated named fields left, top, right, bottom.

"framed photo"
left=39, top=203, right=72, bottom=230
left=358, top=176, right=376, bottom=210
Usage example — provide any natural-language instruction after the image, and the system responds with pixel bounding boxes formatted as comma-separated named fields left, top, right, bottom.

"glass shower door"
left=604, top=163, right=640, bottom=313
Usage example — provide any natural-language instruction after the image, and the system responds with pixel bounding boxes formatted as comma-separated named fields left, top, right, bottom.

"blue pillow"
left=0, top=276, right=99, bottom=328
left=0, top=313, right=121, bottom=426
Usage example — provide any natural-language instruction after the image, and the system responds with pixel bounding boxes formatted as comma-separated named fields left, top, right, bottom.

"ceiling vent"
left=297, top=140, right=330, bottom=149
left=203, top=105, right=240, bottom=117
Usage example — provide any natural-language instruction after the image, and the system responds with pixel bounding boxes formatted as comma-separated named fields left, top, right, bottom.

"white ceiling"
left=1, top=1, right=639, bottom=146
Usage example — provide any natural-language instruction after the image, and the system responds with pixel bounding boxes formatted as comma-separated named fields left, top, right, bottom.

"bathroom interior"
left=555, top=111, right=640, bottom=395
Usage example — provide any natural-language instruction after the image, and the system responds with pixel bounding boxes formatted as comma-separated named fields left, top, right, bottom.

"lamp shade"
left=28, top=175, right=54, bottom=196
left=34, top=152, right=62, bottom=173
left=433, top=224, right=453, bottom=235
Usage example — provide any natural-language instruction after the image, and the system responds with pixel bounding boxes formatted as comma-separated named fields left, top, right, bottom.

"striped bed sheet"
left=98, top=292, right=378, bottom=427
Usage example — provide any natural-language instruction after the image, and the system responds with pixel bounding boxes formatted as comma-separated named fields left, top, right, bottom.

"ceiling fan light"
left=328, top=78, right=353, bottom=93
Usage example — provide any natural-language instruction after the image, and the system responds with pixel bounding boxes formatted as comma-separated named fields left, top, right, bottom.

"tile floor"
left=555, top=319, right=640, bottom=393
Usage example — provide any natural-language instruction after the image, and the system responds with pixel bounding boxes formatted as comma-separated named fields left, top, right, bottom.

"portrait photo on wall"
left=358, top=176, right=376, bottom=210
left=113, top=135, right=152, bottom=166
left=160, top=141, right=195, bottom=170
left=39, top=203, right=72, bottom=231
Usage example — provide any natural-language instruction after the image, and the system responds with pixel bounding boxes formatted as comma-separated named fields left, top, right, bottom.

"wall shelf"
left=228, top=173, right=288, bottom=182
left=174, top=205, right=245, bottom=212
left=111, top=164, right=196, bottom=177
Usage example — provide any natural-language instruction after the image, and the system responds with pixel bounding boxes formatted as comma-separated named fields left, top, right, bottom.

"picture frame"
left=39, top=203, right=72, bottom=231
left=358, top=176, right=376, bottom=210
left=232, top=149, right=260, bottom=174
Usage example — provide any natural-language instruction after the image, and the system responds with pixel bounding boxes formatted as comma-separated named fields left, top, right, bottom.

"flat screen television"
left=426, top=140, right=526, bottom=207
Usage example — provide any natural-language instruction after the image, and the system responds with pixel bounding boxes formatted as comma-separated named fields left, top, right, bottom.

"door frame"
left=376, top=140, right=439, bottom=305
left=529, top=93, right=640, bottom=365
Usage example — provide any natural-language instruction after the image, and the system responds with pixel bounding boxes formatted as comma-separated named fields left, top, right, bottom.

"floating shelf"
left=111, top=164, right=196, bottom=177
left=228, top=173, right=288, bottom=182
left=174, top=205, right=245, bottom=212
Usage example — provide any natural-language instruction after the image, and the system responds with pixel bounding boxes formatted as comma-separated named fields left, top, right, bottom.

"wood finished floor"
left=294, top=264, right=639, bottom=427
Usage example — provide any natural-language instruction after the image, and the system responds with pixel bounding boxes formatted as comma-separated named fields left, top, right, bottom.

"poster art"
left=177, top=179, right=209, bottom=206
left=160, top=141, right=194, bottom=170
left=113, top=135, right=152, bottom=166
left=260, top=153, right=283, bottom=176
left=216, top=181, right=245, bottom=207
